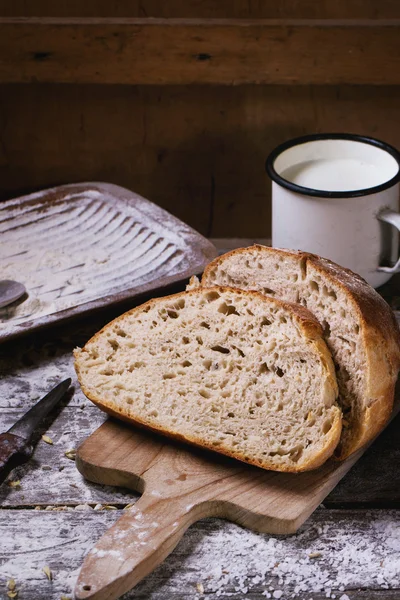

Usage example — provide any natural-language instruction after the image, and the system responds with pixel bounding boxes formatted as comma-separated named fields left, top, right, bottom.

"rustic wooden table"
left=1, top=247, right=400, bottom=600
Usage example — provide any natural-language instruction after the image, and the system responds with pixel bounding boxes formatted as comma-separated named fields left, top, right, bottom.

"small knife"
left=0, top=378, right=72, bottom=485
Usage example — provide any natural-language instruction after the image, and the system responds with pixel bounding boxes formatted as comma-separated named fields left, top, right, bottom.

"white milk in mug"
left=265, top=134, right=400, bottom=288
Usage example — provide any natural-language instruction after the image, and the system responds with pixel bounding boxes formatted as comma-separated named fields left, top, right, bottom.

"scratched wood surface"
left=0, top=242, right=399, bottom=599
left=1, top=85, right=400, bottom=239
left=1, top=509, right=400, bottom=600
left=1, top=18, right=400, bottom=86
left=1, top=1, right=400, bottom=18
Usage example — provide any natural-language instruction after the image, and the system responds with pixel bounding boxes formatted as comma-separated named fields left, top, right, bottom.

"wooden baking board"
left=0, top=182, right=216, bottom=342
left=73, top=398, right=399, bottom=600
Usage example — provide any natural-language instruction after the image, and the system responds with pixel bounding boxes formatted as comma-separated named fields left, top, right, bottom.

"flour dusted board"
left=0, top=182, right=216, bottom=342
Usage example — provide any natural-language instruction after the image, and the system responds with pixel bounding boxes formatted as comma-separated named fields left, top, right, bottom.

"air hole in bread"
left=299, top=257, right=307, bottom=279
left=322, top=420, right=333, bottom=434
left=275, top=367, right=285, bottom=377
left=233, top=346, right=245, bottom=358
left=174, top=298, right=185, bottom=309
left=181, top=360, right=192, bottom=368
left=221, top=391, right=231, bottom=398
left=261, top=317, right=271, bottom=326
left=263, top=288, right=275, bottom=295
left=290, top=447, right=303, bottom=462
left=341, top=367, right=351, bottom=383
left=322, top=285, right=337, bottom=300
left=259, top=363, right=270, bottom=374
left=255, top=399, right=265, bottom=407
left=205, top=291, right=221, bottom=302
left=246, top=308, right=254, bottom=316
left=100, top=368, right=114, bottom=376
left=149, top=409, right=158, bottom=417
left=196, top=336, right=204, bottom=345
left=218, top=302, right=240, bottom=316
left=228, top=412, right=235, bottom=418
left=203, top=359, right=212, bottom=370
left=163, top=373, right=176, bottom=380
left=108, top=339, right=119, bottom=351
left=322, top=321, right=331, bottom=338
left=128, top=361, right=145, bottom=372
left=199, top=389, right=211, bottom=399
left=115, top=328, right=127, bottom=338
left=211, top=345, right=230, bottom=354
left=279, top=316, right=287, bottom=324
left=354, top=324, right=360, bottom=334
left=200, top=321, right=210, bottom=329
left=126, top=397, right=134, bottom=405
left=182, top=336, right=190, bottom=344
left=167, top=309, right=178, bottom=319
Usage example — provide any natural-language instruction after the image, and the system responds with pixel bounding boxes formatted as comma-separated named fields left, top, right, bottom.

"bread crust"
left=74, top=286, right=341, bottom=473
left=202, top=246, right=400, bottom=459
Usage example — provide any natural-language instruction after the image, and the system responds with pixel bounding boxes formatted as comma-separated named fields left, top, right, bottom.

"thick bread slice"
left=201, top=246, right=400, bottom=459
left=74, top=287, right=341, bottom=473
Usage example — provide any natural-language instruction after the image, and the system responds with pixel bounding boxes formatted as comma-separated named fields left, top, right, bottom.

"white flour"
left=188, top=515, right=400, bottom=598
left=0, top=185, right=190, bottom=334
left=1, top=509, right=399, bottom=599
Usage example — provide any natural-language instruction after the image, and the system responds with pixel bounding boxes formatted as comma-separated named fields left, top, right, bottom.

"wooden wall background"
left=0, top=2, right=399, bottom=238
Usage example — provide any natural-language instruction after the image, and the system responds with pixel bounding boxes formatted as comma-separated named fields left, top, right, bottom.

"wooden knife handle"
left=75, top=491, right=206, bottom=600
left=0, top=433, right=32, bottom=485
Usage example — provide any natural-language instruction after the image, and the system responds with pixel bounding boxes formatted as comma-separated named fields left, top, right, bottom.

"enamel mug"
left=266, top=134, right=400, bottom=288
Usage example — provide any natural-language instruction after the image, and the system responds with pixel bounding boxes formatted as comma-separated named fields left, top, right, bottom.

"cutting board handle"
left=75, top=491, right=205, bottom=600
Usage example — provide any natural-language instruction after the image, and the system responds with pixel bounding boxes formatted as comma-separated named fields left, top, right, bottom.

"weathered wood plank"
left=0, top=407, right=137, bottom=507
left=0, top=18, right=400, bottom=85
left=0, top=508, right=399, bottom=599
left=2, top=85, right=400, bottom=238
left=2, top=1, right=400, bottom=19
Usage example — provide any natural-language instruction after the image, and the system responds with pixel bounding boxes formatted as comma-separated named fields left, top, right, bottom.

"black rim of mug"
left=265, top=133, right=400, bottom=198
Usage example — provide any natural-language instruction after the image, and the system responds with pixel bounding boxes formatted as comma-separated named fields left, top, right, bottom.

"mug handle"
left=377, top=208, right=400, bottom=273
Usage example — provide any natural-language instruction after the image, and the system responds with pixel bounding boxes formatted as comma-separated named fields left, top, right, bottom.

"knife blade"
left=0, top=378, right=72, bottom=485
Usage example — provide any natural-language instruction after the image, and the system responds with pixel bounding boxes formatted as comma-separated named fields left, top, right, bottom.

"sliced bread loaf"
left=74, top=287, right=341, bottom=472
left=201, top=246, right=400, bottom=459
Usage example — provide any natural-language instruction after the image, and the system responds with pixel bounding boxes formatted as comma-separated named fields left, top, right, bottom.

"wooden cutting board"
left=73, top=416, right=385, bottom=600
